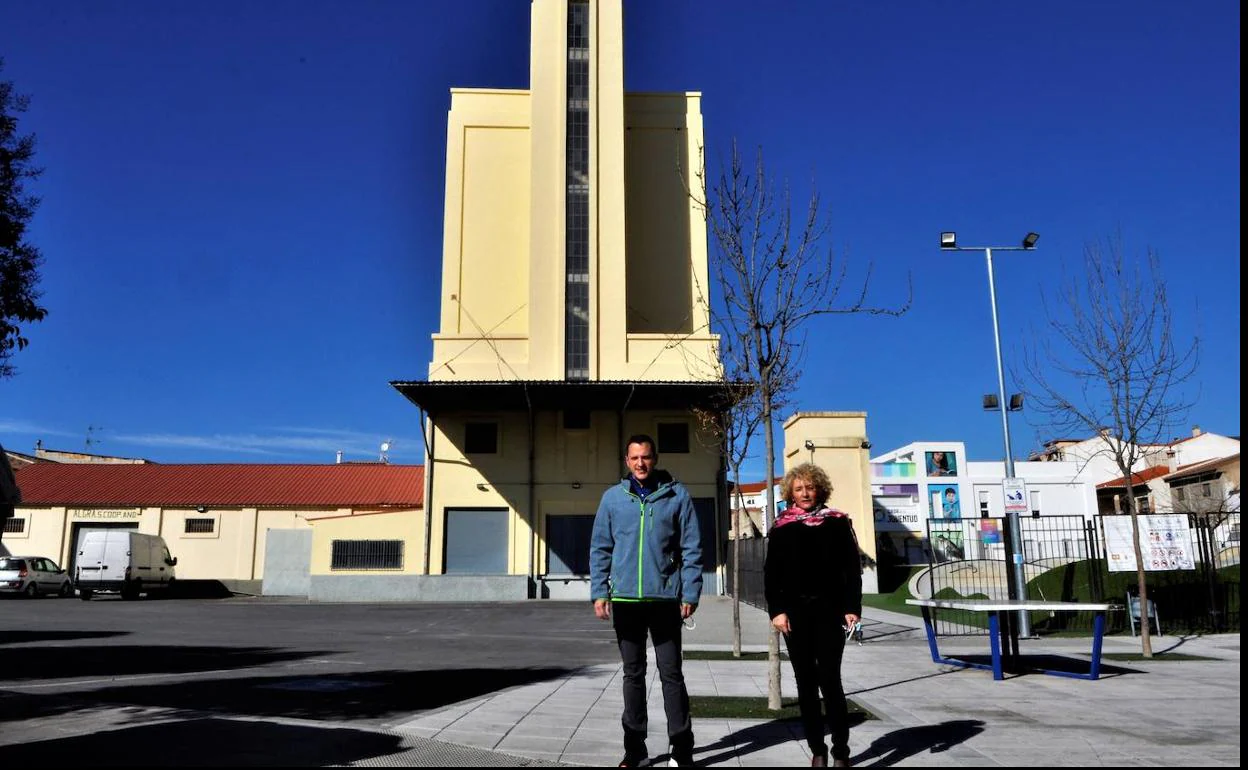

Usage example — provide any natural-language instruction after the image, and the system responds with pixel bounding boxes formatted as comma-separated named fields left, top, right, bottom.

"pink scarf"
left=772, top=506, right=848, bottom=530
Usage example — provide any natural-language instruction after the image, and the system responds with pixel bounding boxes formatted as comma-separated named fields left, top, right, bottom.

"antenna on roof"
left=380, top=439, right=392, bottom=464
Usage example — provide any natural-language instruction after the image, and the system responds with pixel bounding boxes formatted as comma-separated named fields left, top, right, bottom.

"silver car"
left=0, top=556, right=75, bottom=598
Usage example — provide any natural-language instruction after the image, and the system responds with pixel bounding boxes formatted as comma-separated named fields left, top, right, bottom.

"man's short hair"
left=625, top=434, right=658, bottom=457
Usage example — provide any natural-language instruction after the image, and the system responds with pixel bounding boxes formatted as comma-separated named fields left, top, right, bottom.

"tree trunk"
left=1128, top=508, right=1154, bottom=657
left=732, top=482, right=742, bottom=658
left=762, top=395, right=782, bottom=711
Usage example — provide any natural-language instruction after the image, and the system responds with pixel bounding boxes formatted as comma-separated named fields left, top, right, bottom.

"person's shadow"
left=850, top=719, right=985, bottom=766
left=692, top=713, right=869, bottom=766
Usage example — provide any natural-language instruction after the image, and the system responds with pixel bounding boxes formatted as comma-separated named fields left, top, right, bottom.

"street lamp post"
left=940, top=231, right=1038, bottom=638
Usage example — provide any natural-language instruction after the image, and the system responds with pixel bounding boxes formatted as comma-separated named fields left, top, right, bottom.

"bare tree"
left=1022, top=235, right=1198, bottom=657
left=693, top=334, right=764, bottom=658
left=695, top=141, right=910, bottom=709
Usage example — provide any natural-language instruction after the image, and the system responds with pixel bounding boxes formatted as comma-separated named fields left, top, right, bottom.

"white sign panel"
left=1002, top=478, right=1029, bottom=515
left=1102, top=514, right=1197, bottom=572
left=873, top=502, right=922, bottom=532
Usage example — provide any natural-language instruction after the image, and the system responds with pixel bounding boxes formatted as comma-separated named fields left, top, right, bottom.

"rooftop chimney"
left=335, top=450, right=343, bottom=464
left=1192, top=425, right=1202, bottom=438
left=1166, top=448, right=1178, bottom=473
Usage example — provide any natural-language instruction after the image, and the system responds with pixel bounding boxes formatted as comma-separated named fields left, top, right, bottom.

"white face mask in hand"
left=845, top=621, right=863, bottom=645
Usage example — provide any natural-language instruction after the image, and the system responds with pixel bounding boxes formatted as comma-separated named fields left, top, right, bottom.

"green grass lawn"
left=690, top=695, right=876, bottom=721
left=684, top=650, right=788, bottom=661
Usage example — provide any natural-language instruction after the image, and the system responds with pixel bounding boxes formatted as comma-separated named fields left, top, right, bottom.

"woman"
left=764, top=463, right=862, bottom=768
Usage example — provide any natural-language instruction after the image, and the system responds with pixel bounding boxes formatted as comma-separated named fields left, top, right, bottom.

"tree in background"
left=695, top=141, right=910, bottom=709
left=1, top=59, right=48, bottom=379
left=1022, top=236, right=1199, bottom=658
left=692, top=338, right=763, bottom=659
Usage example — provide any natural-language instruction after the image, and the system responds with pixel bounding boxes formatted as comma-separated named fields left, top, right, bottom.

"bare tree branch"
left=1020, top=234, right=1199, bottom=657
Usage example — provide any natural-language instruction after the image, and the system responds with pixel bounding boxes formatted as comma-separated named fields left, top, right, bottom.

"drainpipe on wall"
left=525, top=384, right=537, bottom=595
left=422, top=412, right=435, bottom=576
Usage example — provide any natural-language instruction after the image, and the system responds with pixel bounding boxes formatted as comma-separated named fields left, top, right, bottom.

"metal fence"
left=725, top=511, right=1240, bottom=635
left=723, top=536, right=767, bottom=611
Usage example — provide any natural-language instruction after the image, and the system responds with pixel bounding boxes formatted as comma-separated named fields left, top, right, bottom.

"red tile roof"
left=734, top=479, right=783, bottom=494
left=13, top=463, right=424, bottom=508
left=1096, top=465, right=1171, bottom=489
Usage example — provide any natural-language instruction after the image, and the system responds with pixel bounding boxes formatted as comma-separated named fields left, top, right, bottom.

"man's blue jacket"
left=589, top=470, right=703, bottom=605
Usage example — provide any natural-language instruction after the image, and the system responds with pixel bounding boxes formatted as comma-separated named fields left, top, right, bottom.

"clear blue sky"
left=0, top=0, right=1239, bottom=471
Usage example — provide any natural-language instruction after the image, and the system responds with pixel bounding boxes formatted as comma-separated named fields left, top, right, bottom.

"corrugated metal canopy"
left=389, top=379, right=747, bottom=415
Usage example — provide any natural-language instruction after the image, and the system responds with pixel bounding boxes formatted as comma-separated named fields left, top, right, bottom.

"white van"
left=75, top=530, right=178, bottom=600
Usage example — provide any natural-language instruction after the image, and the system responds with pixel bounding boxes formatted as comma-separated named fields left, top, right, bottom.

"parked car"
left=0, top=556, right=75, bottom=598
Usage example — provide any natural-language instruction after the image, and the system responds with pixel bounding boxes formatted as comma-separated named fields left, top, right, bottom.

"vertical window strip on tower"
left=565, top=0, right=590, bottom=380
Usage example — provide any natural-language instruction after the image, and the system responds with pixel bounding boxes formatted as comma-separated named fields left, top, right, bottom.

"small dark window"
left=657, top=422, right=690, bottom=454
left=1175, top=487, right=1186, bottom=502
left=1201, top=482, right=1212, bottom=497
left=2, top=518, right=24, bottom=534
left=184, top=518, right=215, bottom=534
left=465, top=422, right=499, bottom=454
left=331, top=540, right=404, bottom=571
left=563, top=410, right=591, bottom=430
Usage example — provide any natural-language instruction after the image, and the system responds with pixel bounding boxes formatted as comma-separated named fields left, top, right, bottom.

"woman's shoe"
left=831, top=759, right=851, bottom=768
left=810, top=755, right=827, bottom=767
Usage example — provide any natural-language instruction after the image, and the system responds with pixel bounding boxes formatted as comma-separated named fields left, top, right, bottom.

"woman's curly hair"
left=781, top=462, right=832, bottom=508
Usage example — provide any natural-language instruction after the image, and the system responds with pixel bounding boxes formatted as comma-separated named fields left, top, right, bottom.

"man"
left=0, top=441, right=20, bottom=545
left=590, top=434, right=702, bottom=768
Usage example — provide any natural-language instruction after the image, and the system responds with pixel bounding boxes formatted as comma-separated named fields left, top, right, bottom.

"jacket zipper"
left=636, top=498, right=645, bottom=597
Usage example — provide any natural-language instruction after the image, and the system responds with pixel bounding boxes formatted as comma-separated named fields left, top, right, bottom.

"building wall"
left=781, top=412, right=876, bottom=562
left=430, top=89, right=534, bottom=380
left=2, top=504, right=408, bottom=583
left=871, top=440, right=1100, bottom=565
left=309, top=509, right=425, bottom=575
left=425, top=408, right=722, bottom=583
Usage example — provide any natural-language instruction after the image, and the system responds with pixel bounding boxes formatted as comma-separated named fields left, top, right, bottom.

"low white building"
left=870, top=441, right=1097, bottom=565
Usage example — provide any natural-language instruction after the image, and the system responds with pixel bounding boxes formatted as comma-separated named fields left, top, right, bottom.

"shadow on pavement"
left=0, top=645, right=329, bottom=682
left=951, top=654, right=1142, bottom=678
left=0, top=630, right=130, bottom=645
left=83, top=666, right=581, bottom=721
left=0, top=716, right=407, bottom=766
left=2, top=666, right=582, bottom=724
left=852, top=719, right=986, bottom=767
left=694, top=711, right=869, bottom=765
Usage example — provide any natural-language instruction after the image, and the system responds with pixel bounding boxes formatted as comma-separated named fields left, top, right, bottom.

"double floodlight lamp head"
left=940, top=231, right=1040, bottom=250
left=983, top=393, right=1025, bottom=411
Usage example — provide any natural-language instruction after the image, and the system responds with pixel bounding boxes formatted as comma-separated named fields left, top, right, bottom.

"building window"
left=563, top=409, right=591, bottom=430
left=331, top=540, right=404, bottom=571
left=465, top=422, right=499, bottom=454
left=657, top=422, right=690, bottom=454
left=1201, top=482, right=1212, bottom=498
left=978, top=490, right=990, bottom=519
left=1136, top=496, right=1151, bottom=514
left=1029, top=490, right=1041, bottom=517
left=564, top=0, right=590, bottom=380
left=1175, top=487, right=1186, bottom=502
left=3, top=517, right=25, bottom=534
left=184, top=518, right=215, bottom=534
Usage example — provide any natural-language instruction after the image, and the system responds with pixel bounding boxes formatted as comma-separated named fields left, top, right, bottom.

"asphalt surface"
left=0, top=593, right=1241, bottom=767
left=0, top=596, right=619, bottom=764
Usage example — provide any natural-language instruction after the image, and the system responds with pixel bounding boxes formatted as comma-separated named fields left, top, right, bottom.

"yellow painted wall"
left=308, top=509, right=424, bottom=575
left=426, top=409, right=722, bottom=577
left=430, top=89, right=534, bottom=381
left=782, top=412, right=877, bottom=562
left=7, top=504, right=416, bottom=583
